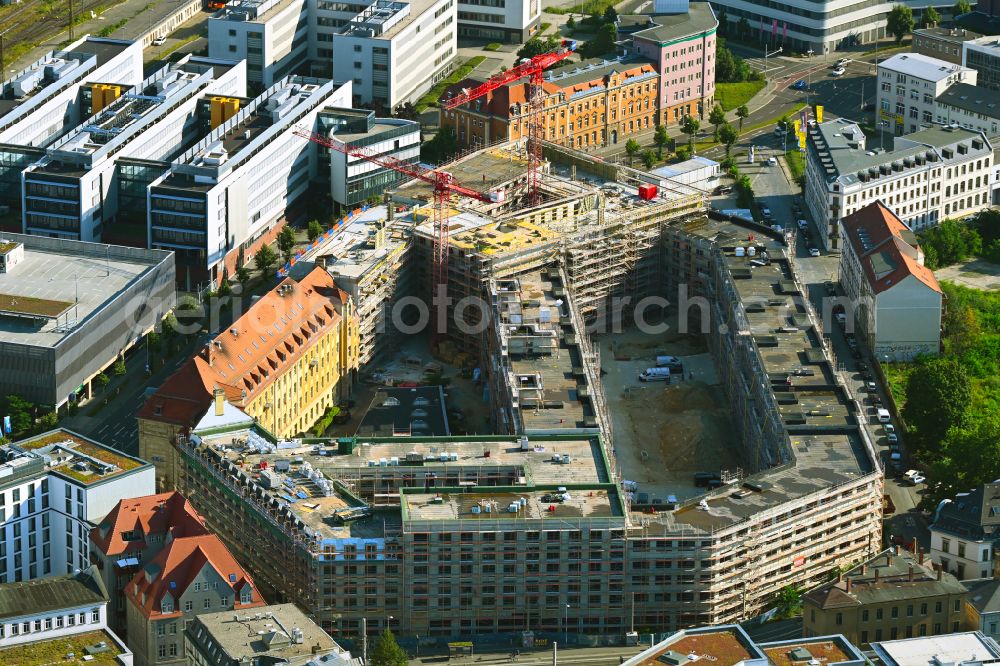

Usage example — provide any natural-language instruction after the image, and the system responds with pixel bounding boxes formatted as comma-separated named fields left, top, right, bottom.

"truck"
left=639, top=367, right=670, bottom=382
left=655, top=356, right=683, bottom=372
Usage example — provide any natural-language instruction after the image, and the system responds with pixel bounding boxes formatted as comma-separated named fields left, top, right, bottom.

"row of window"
left=0, top=608, right=101, bottom=638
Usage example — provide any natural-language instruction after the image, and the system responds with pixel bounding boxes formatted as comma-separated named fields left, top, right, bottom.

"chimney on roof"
left=937, top=566, right=943, bottom=581
left=919, top=551, right=926, bottom=565
left=912, top=537, right=918, bottom=553
left=846, top=577, right=852, bottom=592
left=202, top=344, right=213, bottom=366
left=908, top=565, right=914, bottom=582
left=874, top=568, right=880, bottom=582
left=214, top=388, right=225, bottom=417
left=862, top=564, right=868, bottom=575
left=895, top=545, right=902, bottom=557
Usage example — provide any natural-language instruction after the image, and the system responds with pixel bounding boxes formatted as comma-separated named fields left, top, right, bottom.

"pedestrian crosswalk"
left=744, top=57, right=786, bottom=74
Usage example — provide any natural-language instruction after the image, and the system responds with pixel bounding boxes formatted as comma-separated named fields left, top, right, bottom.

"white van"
left=877, top=408, right=891, bottom=423
left=639, top=367, right=670, bottom=382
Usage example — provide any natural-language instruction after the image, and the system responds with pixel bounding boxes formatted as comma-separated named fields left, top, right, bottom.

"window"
left=835, top=613, right=843, bottom=626
left=184, top=600, right=193, bottom=612
left=91, top=609, right=100, bottom=623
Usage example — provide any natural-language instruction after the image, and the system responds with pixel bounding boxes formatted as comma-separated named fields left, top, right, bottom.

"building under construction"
left=159, top=139, right=883, bottom=642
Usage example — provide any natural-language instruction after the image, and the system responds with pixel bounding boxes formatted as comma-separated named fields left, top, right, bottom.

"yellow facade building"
left=138, top=266, right=359, bottom=490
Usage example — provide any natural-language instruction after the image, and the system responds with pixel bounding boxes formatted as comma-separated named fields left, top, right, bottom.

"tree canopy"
left=254, top=244, right=278, bottom=275
left=370, top=630, right=408, bottom=666
left=924, top=6, right=941, bottom=26
left=887, top=4, right=914, bottom=44
left=719, top=122, right=739, bottom=157
left=954, top=0, right=972, bottom=16
left=902, top=357, right=971, bottom=455
left=680, top=115, right=700, bottom=150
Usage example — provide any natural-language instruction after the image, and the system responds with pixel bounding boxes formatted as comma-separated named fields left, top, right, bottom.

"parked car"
left=832, top=66, right=846, bottom=76
left=867, top=381, right=878, bottom=392
left=792, top=79, right=807, bottom=90
left=761, top=207, right=772, bottom=218
left=911, top=474, right=926, bottom=485
left=885, top=423, right=895, bottom=435
left=887, top=433, right=898, bottom=445
left=767, top=156, right=778, bottom=166
left=809, top=247, right=821, bottom=257
left=835, top=58, right=849, bottom=67
left=152, top=36, right=166, bottom=46
left=714, top=185, right=733, bottom=195
left=798, top=219, right=809, bottom=230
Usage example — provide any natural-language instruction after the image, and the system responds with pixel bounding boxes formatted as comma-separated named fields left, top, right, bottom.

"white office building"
left=0, top=430, right=154, bottom=584
left=877, top=52, right=977, bottom=136
left=709, top=0, right=892, bottom=57
left=963, top=36, right=1000, bottom=93
left=838, top=201, right=942, bottom=361
left=208, top=0, right=458, bottom=109
left=333, top=0, right=456, bottom=109
left=457, top=0, right=540, bottom=43
left=805, top=118, right=993, bottom=250
left=148, top=77, right=351, bottom=288
left=0, top=36, right=144, bottom=212
left=20, top=57, right=246, bottom=242
left=207, top=0, right=311, bottom=87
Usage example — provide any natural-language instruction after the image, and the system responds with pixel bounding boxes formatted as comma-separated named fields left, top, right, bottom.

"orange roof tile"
left=125, top=533, right=264, bottom=619
left=138, top=266, right=350, bottom=428
left=89, top=492, right=208, bottom=557
left=842, top=201, right=942, bottom=295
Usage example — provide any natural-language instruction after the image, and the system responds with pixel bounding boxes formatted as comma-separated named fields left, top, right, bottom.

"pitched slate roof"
left=0, top=566, right=108, bottom=621
left=933, top=482, right=1000, bottom=540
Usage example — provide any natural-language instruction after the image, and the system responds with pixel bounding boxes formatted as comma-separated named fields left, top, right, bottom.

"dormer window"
left=161, top=597, right=174, bottom=614
left=240, top=587, right=252, bottom=604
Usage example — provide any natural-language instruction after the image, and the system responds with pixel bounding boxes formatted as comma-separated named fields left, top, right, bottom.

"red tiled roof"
left=125, top=533, right=264, bottom=619
left=138, top=266, right=349, bottom=428
left=89, top=492, right=208, bottom=557
left=441, top=60, right=657, bottom=121
left=842, top=201, right=942, bottom=295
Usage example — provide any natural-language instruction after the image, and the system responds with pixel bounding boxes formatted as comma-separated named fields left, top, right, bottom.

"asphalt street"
left=725, top=141, right=932, bottom=554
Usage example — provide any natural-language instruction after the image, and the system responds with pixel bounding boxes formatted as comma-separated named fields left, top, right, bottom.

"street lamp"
left=564, top=604, right=570, bottom=645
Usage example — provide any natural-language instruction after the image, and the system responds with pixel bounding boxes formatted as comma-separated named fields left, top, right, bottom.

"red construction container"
left=638, top=184, right=658, bottom=200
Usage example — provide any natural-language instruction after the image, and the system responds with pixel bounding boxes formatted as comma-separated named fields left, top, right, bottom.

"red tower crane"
left=442, top=40, right=576, bottom=205
left=292, top=127, right=500, bottom=338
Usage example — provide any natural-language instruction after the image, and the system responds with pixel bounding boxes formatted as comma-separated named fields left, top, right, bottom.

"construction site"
left=152, top=123, right=887, bottom=645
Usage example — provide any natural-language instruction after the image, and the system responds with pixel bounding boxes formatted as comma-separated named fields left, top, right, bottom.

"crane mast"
left=442, top=41, right=576, bottom=205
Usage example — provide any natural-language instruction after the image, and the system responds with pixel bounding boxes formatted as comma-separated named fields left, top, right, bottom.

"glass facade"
left=0, top=146, right=44, bottom=210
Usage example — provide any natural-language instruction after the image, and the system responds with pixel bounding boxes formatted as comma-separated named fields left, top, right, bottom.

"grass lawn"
left=716, top=80, right=765, bottom=112
left=416, top=56, right=487, bottom=112
left=785, top=149, right=805, bottom=181
left=483, top=42, right=502, bottom=51
left=545, top=0, right=614, bottom=14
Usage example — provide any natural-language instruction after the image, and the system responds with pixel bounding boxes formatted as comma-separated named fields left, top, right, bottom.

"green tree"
left=307, top=220, right=324, bottom=242
left=719, top=122, right=739, bottom=158
left=602, top=5, right=618, bottom=23
left=736, top=104, right=750, bottom=133
left=236, top=265, right=251, bottom=291
left=370, top=630, right=408, bottom=666
left=580, top=23, right=617, bottom=58
left=942, top=303, right=981, bottom=356
left=254, top=244, right=278, bottom=275
left=717, top=9, right=728, bottom=35
left=954, top=0, right=972, bottom=16
left=566, top=15, right=576, bottom=30
left=680, top=115, right=700, bottom=152
left=517, top=35, right=560, bottom=60
left=94, top=373, right=111, bottom=391
left=641, top=150, right=655, bottom=169
left=887, top=4, right=914, bottom=44
left=38, top=411, right=58, bottom=431
left=737, top=17, right=750, bottom=39
left=903, top=357, right=972, bottom=454
left=774, top=585, right=803, bottom=618
left=653, top=124, right=669, bottom=159
left=112, top=357, right=127, bottom=377
left=918, top=219, right=982, bottom=268
left=624, top=138, right=640, bottom=166
left=709, top=104, right=726, bottom=141
left=2, top=395, right=35, bottom=435
left=217, top=279, right=232, bottom=297
left=923, top=6, right=941, bottom=26
left=422, top=125, right=458, bottom=164
left=277, top=226, right=296, bottom=264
